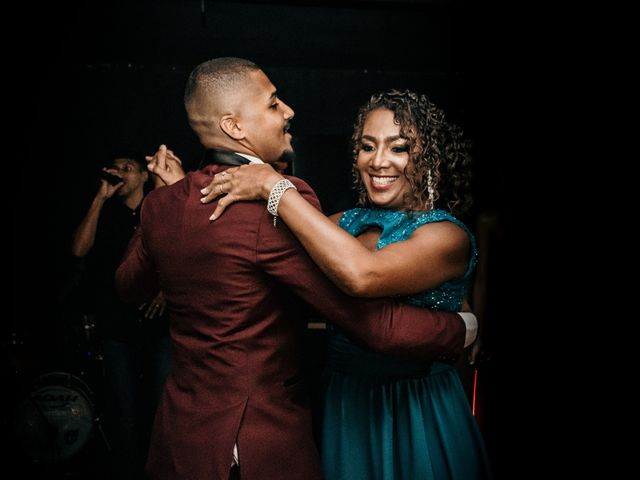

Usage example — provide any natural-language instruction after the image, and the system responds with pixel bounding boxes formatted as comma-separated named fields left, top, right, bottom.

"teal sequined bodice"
left=338, top=208, right=477, bottom=311
left=326, top=208, right=478, bottom=377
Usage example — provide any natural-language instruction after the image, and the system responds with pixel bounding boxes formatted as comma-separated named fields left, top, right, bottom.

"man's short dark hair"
left=184, top=57, right=260, bottom=105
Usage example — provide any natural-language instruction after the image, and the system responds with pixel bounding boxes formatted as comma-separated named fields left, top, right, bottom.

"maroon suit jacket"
left=115, top=164, right=466, bottom=480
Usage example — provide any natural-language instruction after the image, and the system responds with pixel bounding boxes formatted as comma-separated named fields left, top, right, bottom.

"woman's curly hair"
left=351, top=90, right=473, bottom=216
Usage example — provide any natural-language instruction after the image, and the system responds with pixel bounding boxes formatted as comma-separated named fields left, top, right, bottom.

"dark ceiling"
left=54, top=0, right=486, bottom=72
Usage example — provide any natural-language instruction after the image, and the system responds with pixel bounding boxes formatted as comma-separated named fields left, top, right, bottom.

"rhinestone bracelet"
left=267, top=179, right=297, bottom=226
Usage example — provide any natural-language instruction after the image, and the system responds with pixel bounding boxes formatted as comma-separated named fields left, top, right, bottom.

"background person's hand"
left=98, top=168, right=124, bottom=198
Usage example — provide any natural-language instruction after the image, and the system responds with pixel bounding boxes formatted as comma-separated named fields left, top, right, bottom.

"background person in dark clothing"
left=71, top=152, right=171, bottom=479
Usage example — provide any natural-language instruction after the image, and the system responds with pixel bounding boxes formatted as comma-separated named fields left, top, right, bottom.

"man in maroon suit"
left=116, top=57, right=476, bottom=480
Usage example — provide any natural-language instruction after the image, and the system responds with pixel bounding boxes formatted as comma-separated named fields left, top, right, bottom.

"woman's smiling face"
left=356, top=107, right=413, bottom=210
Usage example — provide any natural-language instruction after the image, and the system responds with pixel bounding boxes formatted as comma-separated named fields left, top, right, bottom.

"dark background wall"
left=12, top=0, right=518, bottom=476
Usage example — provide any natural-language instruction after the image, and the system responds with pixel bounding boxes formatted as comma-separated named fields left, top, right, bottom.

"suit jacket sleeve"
left=115, top=205, right=160, bottom=306
left=256, top=178, right=466, bottom=362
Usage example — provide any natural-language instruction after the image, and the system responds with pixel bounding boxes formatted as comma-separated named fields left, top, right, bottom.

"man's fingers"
left=166, top=150, right=183, bottom=165
left=155, top=145, right=168, bottom=171
left=146, top=144, right=172, bottom=173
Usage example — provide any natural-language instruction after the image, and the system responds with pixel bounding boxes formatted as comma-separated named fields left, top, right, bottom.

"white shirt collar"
left=235, top=152, right=264, bottom=164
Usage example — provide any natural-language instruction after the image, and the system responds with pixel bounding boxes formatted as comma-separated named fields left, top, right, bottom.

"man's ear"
left=220, top=115, right=244, bottom=140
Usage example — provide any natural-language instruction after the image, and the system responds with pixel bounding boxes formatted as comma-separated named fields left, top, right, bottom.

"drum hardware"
left=80, top=314, right=102, bottom=361
left=14, top=371, right=110, bottom=463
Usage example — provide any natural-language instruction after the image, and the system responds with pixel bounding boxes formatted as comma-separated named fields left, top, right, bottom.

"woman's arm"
left=203, top=164, right=470, bottom=297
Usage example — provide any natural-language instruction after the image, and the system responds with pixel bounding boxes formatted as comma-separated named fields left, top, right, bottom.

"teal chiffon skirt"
left=320, top=330, right=493, bottom=480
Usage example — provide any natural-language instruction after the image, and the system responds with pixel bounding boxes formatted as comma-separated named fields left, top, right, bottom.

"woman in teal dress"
left=199, top=90, right=493, bottom=479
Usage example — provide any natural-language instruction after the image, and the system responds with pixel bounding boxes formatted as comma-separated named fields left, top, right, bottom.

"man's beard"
left=278, top=149, right=296, bottom=165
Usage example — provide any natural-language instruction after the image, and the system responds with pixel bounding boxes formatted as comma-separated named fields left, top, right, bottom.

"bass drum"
left=14, top=372, right=95, bottom=463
